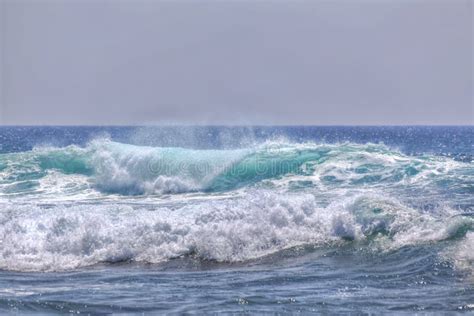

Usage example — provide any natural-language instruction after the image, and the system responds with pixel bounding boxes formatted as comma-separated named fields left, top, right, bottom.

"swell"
left=0, top=139, right=472, bottom=196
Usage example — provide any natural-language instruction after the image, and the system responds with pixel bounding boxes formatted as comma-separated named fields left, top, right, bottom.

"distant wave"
left=0, top=139, right=471, bottom=196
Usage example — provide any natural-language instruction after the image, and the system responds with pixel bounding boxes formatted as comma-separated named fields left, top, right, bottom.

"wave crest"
left=0, top=139, right=471, bottom=196
left=1, top=192, right=471, bottom=272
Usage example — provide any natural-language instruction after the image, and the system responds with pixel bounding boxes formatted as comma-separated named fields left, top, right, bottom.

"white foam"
left=0, top=190, right=469, bottom=272
left=88, top=139, right=247, bottom=195
left=446, top=232, right=474, bottom=278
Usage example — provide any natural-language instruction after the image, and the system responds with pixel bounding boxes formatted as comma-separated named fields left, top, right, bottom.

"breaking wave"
left=1, top=191, right=472, bottom=272
left=0, top=139, right=471, bottom=196
left=0, top=139, right=472, bottom=273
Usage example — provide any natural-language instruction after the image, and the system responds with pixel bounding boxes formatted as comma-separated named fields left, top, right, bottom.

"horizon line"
left=0, top=124, right=472, bottom=128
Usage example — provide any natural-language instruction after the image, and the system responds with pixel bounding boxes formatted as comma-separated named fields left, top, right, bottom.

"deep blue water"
left=0, top=126, right=473, bottom=314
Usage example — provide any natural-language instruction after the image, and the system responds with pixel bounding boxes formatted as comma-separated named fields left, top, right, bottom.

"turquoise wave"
left=0, top=139, right=472, bottom=196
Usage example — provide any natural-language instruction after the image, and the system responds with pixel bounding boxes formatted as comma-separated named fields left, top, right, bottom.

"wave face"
left=0, top=139, right=472, bottom=198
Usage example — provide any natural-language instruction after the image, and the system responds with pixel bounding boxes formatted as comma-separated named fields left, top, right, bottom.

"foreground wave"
left=0, top=191, right=473, bottom=272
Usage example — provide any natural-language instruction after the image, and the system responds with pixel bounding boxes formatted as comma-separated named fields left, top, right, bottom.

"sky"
left=0, top=0, right=472, bottom=125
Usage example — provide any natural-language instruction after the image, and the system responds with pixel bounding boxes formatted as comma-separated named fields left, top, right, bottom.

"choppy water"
left=0, top=126, right=473, bottom=313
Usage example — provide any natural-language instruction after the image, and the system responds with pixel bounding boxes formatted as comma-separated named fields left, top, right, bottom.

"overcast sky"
left=0, top=0, right=472, bottom=125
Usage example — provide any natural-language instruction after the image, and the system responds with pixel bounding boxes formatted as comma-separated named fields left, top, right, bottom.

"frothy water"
left=0, top=126, right=472, bottom=313
left=1, top=192, right=473, bottom=273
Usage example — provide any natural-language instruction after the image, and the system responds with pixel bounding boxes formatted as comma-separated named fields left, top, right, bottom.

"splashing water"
left=0, top=126, right=472, bottom=313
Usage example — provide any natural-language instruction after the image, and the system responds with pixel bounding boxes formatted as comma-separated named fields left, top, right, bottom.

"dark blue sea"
left=0, top=126, right=473, bottom=314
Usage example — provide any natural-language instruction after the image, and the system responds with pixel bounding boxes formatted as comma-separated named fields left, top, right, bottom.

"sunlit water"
left=0, top=126, right=473, bottom=313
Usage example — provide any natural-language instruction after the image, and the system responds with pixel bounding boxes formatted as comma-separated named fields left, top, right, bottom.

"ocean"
left=0, top=126, right=473, bottom=314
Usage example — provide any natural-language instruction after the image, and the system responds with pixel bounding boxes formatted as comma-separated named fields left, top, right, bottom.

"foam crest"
left=444, top=231, right=474, bottom=278
left=89, top=140, right=247, bottom=195
left=1, top=191, right=471, bottom=272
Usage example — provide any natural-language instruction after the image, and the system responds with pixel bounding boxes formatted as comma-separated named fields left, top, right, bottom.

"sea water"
left=0, top=126, right=472, bottom=313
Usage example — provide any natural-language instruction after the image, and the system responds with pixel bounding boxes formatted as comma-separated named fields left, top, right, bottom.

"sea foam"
left=0, top=191, right=471, bottom=272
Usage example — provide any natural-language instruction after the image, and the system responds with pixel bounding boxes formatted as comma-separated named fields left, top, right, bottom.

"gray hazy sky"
left=0, top=0, right=472, bottom=125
